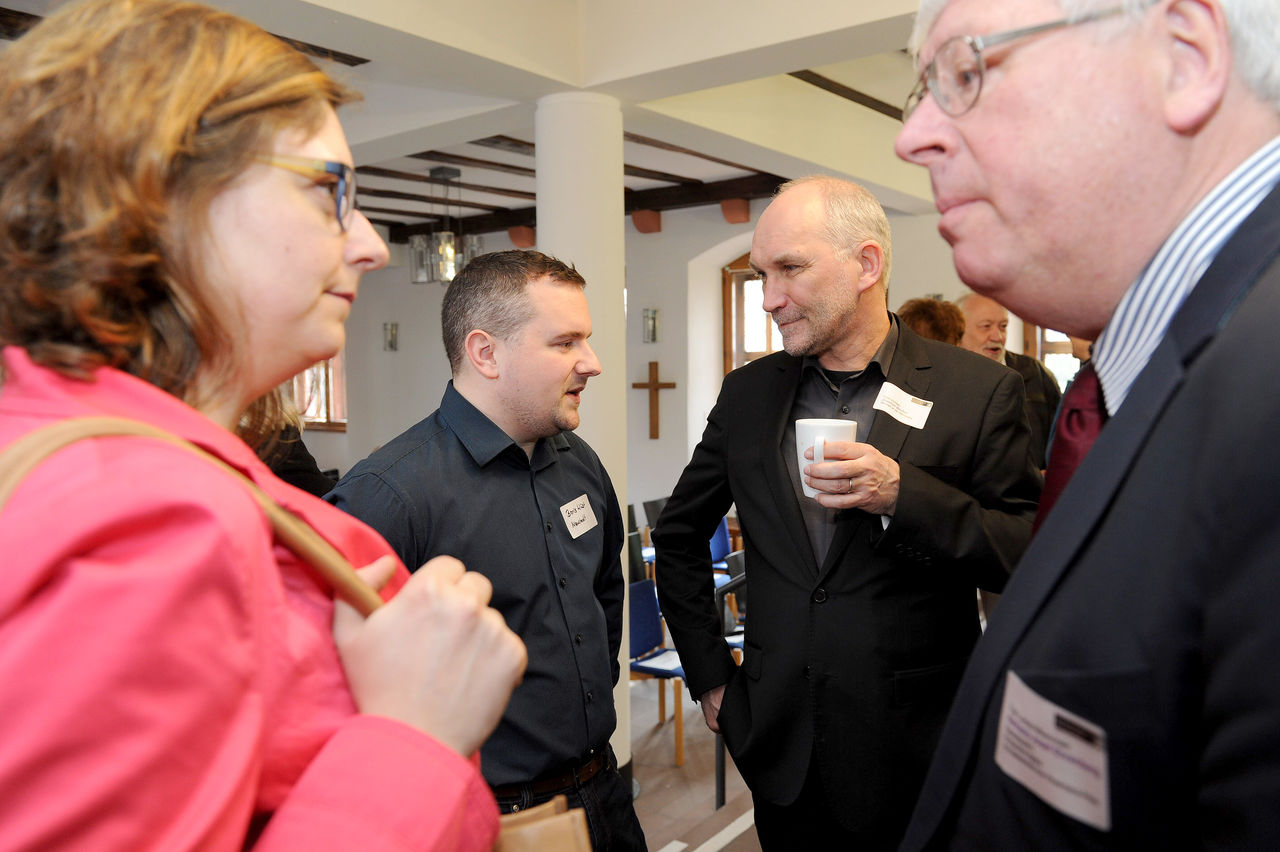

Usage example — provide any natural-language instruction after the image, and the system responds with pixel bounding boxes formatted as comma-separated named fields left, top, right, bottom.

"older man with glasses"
left=895, top=0, right=1280, bottom=848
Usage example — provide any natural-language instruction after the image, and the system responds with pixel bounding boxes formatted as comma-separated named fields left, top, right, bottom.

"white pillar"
left=534, top=92, right=634, bottom=770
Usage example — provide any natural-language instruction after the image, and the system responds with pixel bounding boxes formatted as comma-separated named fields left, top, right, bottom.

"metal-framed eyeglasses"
left=257, top=154, right=357, bottom=232
left=903, top=4, right=1138, bottom=121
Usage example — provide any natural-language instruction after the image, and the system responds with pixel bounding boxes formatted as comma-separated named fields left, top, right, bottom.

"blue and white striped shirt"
left=1093, top=135, right=1280, bottom=414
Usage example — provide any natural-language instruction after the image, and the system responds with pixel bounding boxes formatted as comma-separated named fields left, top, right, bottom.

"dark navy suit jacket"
left=900, top=184, right=1280, bottom=850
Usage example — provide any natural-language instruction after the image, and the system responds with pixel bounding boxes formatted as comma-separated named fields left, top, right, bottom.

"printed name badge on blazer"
left=873, top=381, right=933, bottom=429
left=995, top=671, right=1111, bottom=832
left=560, top=494, right=598, bottom=540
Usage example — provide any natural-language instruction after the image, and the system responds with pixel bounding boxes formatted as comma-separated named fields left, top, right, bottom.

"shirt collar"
left=1092, top=134, right=1280, bottom=415
left=439, top=381, right=568, bottom=468
left=801, top=312, right=899, bottom=387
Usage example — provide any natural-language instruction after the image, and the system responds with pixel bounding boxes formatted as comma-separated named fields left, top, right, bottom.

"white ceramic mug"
left=795, top=418, right=857, bottom=498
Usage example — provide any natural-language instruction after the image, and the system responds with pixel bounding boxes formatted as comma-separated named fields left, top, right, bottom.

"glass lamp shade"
left=429, top=231, right=457, bottom=284
left=408, top=233, right=430, bottom=284
left=461, top=234, right=484, bottom=271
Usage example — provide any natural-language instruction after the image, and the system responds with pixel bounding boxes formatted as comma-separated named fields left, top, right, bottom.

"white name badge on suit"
left=995, top=671, right=1110, bottom=831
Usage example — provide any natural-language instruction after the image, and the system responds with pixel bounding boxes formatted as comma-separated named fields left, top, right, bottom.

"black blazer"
left=655, top=321, right=1040, bottom=843
left=899, top=185, right=1280, bottom=851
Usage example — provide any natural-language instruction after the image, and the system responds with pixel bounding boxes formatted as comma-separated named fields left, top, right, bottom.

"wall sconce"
left=643, top=308, right=659, bottom=343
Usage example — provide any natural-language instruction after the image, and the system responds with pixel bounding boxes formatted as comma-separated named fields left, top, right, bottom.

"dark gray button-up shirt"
left=326, top=382, right=624, bottom=785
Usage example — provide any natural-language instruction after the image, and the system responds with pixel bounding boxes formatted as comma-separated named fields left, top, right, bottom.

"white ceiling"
left=3, top=0, right=933, bottom=235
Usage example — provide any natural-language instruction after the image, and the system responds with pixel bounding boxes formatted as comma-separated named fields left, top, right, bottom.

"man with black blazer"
left=894, top=0, right=1280, bottom=847
left=653, top=176, right=1041, bottom=849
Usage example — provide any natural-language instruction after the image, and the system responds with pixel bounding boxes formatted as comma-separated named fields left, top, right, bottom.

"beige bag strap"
left=0, top=416, right=383, bottom=616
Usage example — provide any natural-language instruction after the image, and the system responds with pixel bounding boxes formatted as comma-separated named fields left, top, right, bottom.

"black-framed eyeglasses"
left=257, top=154, right=357, bottom=232
left=903, top=4, right=1139, bottom=121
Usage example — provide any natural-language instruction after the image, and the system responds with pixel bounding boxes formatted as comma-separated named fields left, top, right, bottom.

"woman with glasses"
left=0, top=0, right=525, bottom=848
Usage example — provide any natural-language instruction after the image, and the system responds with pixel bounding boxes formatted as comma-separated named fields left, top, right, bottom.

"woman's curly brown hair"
left=0, top=0, right=356, bottom=447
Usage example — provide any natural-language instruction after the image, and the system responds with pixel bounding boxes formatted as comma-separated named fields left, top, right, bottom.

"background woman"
left=0, top=0, right=525, bottom=848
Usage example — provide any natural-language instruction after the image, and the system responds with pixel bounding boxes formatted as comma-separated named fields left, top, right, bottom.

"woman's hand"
left=332, top=555, right=527, bottom=756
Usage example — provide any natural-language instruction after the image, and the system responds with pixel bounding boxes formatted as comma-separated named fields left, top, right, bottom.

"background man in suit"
left=895, top=0, right=1280, bottom=847
left=956, top=292, right=1062, bottom=469
left=653, top=176, right=1041, bottom=849
left=327, top=250, right=645, bottom=850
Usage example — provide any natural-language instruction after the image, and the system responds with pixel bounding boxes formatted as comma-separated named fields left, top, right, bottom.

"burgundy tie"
left=1033, top=361, right=1106, bottom=532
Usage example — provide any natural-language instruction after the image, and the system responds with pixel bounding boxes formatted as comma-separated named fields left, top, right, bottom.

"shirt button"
left=575, top=633, right=583, bottom=646
left=841, top=405, right=850, bottom=414
left=812, top=588, right=828, bottom=603
left=559, top=577, right=568, bottom=588
left=586, top=691, right=594, bottom=703
left=802, top=665, right=812, bottom=679
left=545, top=521, right=553, bottom=532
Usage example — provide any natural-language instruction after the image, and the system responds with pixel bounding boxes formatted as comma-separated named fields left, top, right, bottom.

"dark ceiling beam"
left=409, top=150, right=536, bottom=179
left=271, top=35, right=369, bottom=67
left=360, top=186, right=506, bottom=212
left=788, top=70, right=903, bottom=122
left=0, top=6, right=38, bottom=39
left=358, top=165, right=536, bottom=201
left=471, top=134, right=704, bottom=186
left=623, top=132, right=761, bottom=174
left=359, top=205, right=445, bottom=220
left=389, top=206, right=535, bottom=243
left=624, top=163, right=703, bottom=185
left=623, top=173, right=783, bottom=214
left=387, top=172, right=785, bottom=243
left=470, top=135, right=536, bottom=157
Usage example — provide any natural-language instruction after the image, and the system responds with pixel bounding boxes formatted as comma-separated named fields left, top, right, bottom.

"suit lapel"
left=820, top=326, right=933, bottom=577
left=867, top=326, right=934, bottom=458
left=904, top=181, right=1280, bottom=848
left=759, top=355, right=821, bottom=573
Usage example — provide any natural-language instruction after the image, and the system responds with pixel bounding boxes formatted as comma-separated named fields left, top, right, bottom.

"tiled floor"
left=628, top=679, right=761, bottom=851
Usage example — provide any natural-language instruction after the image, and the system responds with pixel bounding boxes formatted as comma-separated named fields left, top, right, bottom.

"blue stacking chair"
left=709, top=516, right=731, bottom=572
left=629, top=578, right=685, bottom=766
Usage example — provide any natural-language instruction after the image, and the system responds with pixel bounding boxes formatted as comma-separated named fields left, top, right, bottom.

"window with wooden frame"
left=722, top=251, right=784, bottom=374
left=291, top=354, right=347, bottom=432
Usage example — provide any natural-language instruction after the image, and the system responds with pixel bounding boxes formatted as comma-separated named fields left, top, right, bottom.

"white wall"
left=622, top=202, right=763, bottom=519
left=308, top=207, right=972, bottom=515
left=886, top=213, right=1024, bottom=353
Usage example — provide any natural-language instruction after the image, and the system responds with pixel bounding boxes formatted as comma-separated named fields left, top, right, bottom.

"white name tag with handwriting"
left=560, top=494, right=598, bottom=540
left=995, top=671, right=1110, bottom=832
left=873, top=381, right=933, bottom=429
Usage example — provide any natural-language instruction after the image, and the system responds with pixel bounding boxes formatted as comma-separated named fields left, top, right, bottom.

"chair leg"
left=674, top=677, right=684, bottom=767
left=657, top=678, right=666, bottom=723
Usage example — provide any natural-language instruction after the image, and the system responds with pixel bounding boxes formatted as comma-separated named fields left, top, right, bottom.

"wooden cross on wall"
left=632, top=361, right=676, bottom=439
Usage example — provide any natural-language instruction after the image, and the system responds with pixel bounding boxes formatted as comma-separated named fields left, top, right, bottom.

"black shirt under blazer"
left=654, top=321, right=1041, bottom=843
left=900, top=184, right=1280, bottom=851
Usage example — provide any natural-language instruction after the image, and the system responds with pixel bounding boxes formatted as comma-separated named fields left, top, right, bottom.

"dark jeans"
left=494, top=745, right=647, bottom=851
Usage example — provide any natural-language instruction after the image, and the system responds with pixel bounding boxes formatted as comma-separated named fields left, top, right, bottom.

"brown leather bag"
left=495, top=795, right=592, bottom=851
